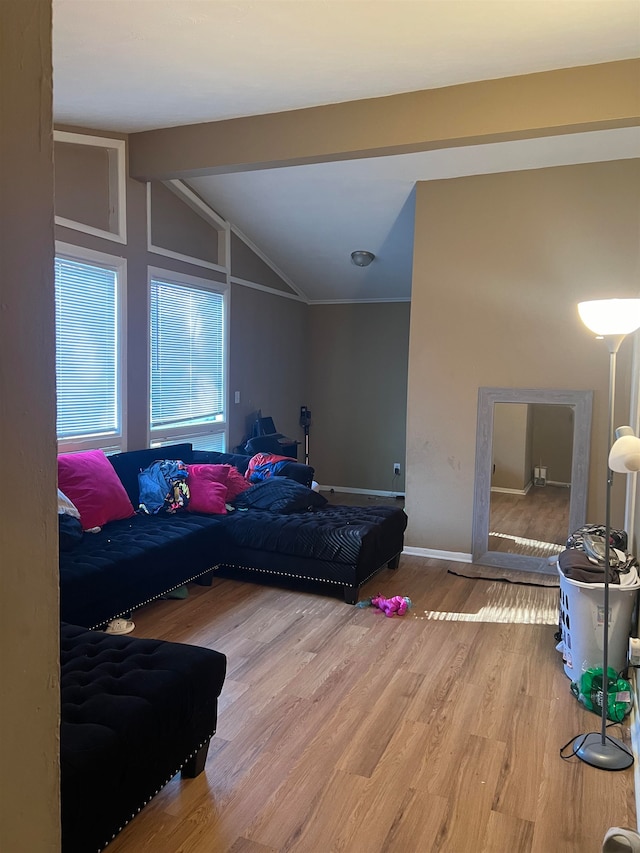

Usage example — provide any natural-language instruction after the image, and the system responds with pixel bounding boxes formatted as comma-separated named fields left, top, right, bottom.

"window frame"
left=147, top=266, right=229, bottom=451
left=55, top=241, right=127, bottom=453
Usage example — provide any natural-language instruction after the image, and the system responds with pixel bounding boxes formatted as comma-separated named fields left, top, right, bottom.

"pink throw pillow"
left=57, top=449, right=136, bottom=531
left=225, top=466, right=252, bottom=501
left=187, top=464, right=229, bottom=514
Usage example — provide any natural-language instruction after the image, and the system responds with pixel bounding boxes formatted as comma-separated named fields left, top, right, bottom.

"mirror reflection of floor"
left=488, top=485, right=570, bottom=558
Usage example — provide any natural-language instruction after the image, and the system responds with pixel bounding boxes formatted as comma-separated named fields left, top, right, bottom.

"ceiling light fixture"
left=350, top=250, right=375, bottom=267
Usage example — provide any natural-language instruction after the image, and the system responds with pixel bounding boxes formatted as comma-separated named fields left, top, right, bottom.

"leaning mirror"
left=472, top=388, right=593, bottom=574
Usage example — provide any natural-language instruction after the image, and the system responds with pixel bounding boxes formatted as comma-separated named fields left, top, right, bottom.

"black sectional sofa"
left=58, top=444, right=407, bottom=851
left=59, top=443, right=408, bottom=629
left=60, top=622, right=227, bottom=853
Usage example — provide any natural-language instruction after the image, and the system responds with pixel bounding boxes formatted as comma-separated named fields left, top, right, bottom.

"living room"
left=3, top=2, right=640, bottom=851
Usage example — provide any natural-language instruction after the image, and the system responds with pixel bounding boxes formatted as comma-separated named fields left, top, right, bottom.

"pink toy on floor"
left=358, top=594, right=412, bottom=617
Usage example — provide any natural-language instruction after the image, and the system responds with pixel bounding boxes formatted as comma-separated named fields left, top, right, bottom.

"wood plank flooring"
left=489, top=486, right=570, bottom=557
left=106, top=555, right=635, bottom=853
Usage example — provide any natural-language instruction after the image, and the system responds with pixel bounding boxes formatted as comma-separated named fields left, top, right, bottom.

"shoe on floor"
left=603, top=827, right=640, bottom=852
left=104, top=618, right=135, bottom=635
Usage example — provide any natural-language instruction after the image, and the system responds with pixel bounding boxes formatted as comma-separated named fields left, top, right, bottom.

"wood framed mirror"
left=472, top=387, right=593, bottom=574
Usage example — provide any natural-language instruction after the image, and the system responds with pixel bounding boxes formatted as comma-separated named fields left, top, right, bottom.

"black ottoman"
left=60, top=623, right=227, bottom=853
left=219, top=503, right=407, bottom=603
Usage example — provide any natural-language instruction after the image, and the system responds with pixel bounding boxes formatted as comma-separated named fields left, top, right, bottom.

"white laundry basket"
left=558, top=566, right=640, bottom=680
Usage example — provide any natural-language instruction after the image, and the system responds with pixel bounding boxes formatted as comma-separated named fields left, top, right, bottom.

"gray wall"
left=149, top=181, right=220, bottom=265
left=1, top=1, right=60, bottom=849
left=308, top=302, right=410, bottom=491
left=531, top=404, right=574, bottom=485
left=230, top=231, right=298, bottom=295
left=406, top=160, right=640, bottom=552
left=492, top=403, right=575, bottom=490
left=55, top=140, right=112, bottom=231
left=228, top=284, right=309, bottom=450
left=492, top=403, right=530, bottom=491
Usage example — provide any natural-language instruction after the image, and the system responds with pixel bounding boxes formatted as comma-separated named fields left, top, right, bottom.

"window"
left=149, top=270, right=227, bottom=450
left=150, top=433, right=226, bottom=453
left=55, top=245, right=125, bottom=452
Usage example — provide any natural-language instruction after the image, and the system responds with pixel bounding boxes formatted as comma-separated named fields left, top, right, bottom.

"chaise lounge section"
left=217, top=500, right=405, bottom=604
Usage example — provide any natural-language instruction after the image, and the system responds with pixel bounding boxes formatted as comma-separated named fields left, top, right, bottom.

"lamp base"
left=575, top=732, right=633, bottom=770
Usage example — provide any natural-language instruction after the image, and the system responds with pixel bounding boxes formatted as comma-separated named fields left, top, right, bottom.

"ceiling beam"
left=129, top=60, right=640, bottom=181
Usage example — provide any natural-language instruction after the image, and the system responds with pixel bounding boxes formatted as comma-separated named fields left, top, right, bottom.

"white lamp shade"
left=609, top=430, right=640, bottom=473
left=578, top=299, right=640, bottom=336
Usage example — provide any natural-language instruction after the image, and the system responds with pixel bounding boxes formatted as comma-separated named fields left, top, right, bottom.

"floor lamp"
left=575, top=298, right=640, bottom=770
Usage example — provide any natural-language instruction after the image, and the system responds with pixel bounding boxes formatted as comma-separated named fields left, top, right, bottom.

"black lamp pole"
left=574, top=335, right=633, bottom=770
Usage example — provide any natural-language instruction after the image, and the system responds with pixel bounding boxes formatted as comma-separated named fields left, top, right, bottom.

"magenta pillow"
left=187, top=464, right=228, bottom=514
left=225, top=466, right=252, bottom=501
left=57, top=449, right=136, bottom=530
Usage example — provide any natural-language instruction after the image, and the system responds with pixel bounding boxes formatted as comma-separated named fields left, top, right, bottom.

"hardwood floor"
left=107, top=555, right=635, bottom=853
left=489, top=486, right=570, bottom=557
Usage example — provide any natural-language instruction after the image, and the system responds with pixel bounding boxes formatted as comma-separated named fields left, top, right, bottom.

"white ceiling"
left=53, top=1, right=640, bottom=302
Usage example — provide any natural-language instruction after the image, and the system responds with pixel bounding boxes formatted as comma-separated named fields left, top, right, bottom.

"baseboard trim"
left=490, top=483, right=531, bottom=496
left=402, top=545, right=472, bottom=563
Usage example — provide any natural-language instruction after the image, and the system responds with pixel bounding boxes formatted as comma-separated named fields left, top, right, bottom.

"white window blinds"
left=55, top=255, right=120, bottom=443
left=150, top=278, right=225, bottom=432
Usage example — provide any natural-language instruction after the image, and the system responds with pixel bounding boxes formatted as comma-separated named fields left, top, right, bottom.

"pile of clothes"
left=559, top=523, right=639, bottom=586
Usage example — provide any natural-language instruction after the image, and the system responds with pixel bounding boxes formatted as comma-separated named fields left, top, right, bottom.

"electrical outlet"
left=393, top=463, right=401, bottom=476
